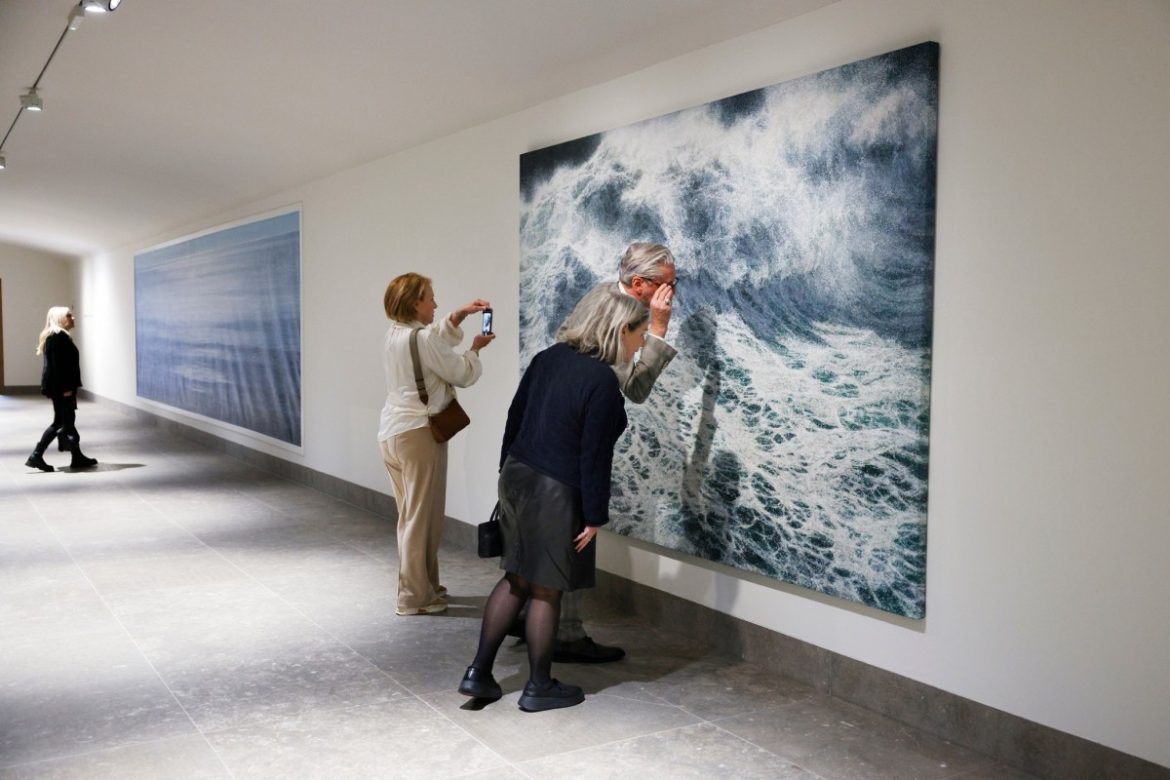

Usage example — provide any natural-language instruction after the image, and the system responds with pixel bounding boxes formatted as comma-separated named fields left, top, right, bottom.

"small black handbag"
left=477, top=502, right=503, bottom=558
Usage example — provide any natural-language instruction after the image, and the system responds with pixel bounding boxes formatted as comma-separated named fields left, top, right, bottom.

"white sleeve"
left=421, top=315, right=482, bottom=388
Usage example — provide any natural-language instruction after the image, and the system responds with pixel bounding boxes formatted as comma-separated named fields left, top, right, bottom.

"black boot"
left=70, top=451, right=98, bottom=469
left=25, top=452, right=54, bottom=472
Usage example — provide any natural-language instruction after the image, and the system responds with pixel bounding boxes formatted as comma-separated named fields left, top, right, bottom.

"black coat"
left=40, top=331, right=82, bottom=397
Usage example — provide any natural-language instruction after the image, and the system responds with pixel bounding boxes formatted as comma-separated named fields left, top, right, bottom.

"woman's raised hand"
left=471, top=332, right=495, bottom=353
left=450, top=298, right=492, bottom=327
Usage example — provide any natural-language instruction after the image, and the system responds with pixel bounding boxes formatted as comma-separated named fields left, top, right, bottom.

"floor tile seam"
left=186, top=686, right=426, bottom=739
left=699, top=719, right=822, bottom=775
left=117, top=484, right=295, bottom=575
left=585, top=688, right=692, bottom=710
left=187, top=440, right=416, bottom=556
left=807, top=695, right=1007, bottom=777
left=602, top=682, right=676, bottom=708
left=124, top=443, right=395, bottom=571
left=181, top=429, right=387, bottom=522
left=702, top=696, right=1015, bottom=776
left=886, top=720, right=993, bottom=772
left=110, top=435, right=445, bottom=703
left=0, top=732, right=219, bottom=773
left=689, top=697, right=812, bottom=726
left=509, top=719, right=732, bottom=768
left=120, top=483, right=429, bottom=700
left=24, top=496, right=242, bottom=780
left=411, top=690, right=526, bottom=776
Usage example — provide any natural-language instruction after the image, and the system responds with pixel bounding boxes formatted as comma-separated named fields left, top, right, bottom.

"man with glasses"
left=524, top=241, right=680, bottom=663
left=611, top=242, right=678, bottom=404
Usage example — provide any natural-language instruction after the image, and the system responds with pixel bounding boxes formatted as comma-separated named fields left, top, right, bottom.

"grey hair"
left=556, top=285, right=649, bottom=366
left=36, top=306, right=72, bottom=356
left=617, top=242, right=675, bottom=286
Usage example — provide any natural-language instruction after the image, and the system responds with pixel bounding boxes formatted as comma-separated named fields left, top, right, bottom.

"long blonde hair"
left=36, top=306, right=73, bottom=355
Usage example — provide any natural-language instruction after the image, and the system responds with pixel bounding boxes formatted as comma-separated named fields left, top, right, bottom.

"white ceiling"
left=0, top=0, right=833, bottom=257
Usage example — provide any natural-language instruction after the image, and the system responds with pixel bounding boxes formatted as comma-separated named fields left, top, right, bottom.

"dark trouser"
left=35, top=394, right=80, bottom=455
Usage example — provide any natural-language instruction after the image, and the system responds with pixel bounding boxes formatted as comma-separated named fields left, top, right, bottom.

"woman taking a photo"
left=459, top=288, right=648, bottom=712
left=379, top=273, right=494, bottom=616
left=25, top=306, right=97, bottom=472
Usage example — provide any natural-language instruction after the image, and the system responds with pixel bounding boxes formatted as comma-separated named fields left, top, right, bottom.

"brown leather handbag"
left=409, top=328, right=471, bottom=443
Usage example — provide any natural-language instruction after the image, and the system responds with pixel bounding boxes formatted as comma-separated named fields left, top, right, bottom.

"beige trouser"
left=380, top=427, right=447, bottom=611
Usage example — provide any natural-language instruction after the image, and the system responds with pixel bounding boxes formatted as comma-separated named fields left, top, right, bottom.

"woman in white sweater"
left=379, top=272, right=494, bottom=615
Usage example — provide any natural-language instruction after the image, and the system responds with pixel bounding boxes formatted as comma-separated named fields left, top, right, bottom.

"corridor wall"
left=74, top=1, right=1170, bottom=767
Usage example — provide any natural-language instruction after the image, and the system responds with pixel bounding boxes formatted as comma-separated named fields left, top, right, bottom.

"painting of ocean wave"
left=135, top=211, right=301, bottom=446
left=518, top=43, right=938, bottom=617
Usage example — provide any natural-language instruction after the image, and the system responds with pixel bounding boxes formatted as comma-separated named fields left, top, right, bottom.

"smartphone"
left=481, top=308, right=493, bottom=335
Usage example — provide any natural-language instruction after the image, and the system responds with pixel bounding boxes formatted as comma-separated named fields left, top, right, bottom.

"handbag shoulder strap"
left=408, top=328, right=429, bottom=406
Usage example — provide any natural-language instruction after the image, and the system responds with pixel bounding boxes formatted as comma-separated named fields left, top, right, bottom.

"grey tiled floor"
left=0, top=395, right=1037, bottom=779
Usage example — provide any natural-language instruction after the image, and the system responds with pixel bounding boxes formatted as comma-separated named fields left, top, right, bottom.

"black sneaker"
left=518, top=679, right=584, bottom=712
left=457, top=666, right=502, bottom=700
left=553, top=637, right=625, bottom=664
left=25, top=453, right=54, bottom=472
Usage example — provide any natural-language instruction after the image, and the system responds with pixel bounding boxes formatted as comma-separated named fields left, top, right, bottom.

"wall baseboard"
left=85, top=391, right=1168, bottom=780
left=593, top=570, right=1167, bottom=780
left=1, top=385, right=42, bottom=395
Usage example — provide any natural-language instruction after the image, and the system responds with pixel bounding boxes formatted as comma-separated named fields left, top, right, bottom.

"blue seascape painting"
left=135, top=211, right=302, bottom=446
left=518, top=43, right=938, bottom=618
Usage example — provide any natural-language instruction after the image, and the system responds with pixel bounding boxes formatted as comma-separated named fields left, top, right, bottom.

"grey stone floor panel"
left=0, top=734, right=230, bottom=780
left=0, top=569, right=122, bottom=637
left=516, top=721, right=821, bottom=779
left=0, top=396, right=1044, bottom=778
left=157, top=640, right=413, bottom=733
left=714, top=696, right=1001, bottom=779
left=74, top=548, right=253, bottom=596
left=204, top=698, right=508, bottom=780
left=426, top=687, right=703, bottom=763
left=0, top=670, right=196, bottom=767
left=104, top=581, right=337, bottom=666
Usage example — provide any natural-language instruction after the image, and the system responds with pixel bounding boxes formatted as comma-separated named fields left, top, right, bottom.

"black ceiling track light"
left=0, top=0, right=122, bottom=171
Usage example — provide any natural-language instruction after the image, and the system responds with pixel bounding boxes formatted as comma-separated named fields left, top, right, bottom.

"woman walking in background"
left=458, top=288, right=648, bottom=712
left=379, top=273, right=494, bottom=616
left=25, top=307, right=97, bottom=472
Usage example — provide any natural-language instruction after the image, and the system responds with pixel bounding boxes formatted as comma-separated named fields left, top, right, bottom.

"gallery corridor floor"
left=1, top=395, right=1037, bottom=779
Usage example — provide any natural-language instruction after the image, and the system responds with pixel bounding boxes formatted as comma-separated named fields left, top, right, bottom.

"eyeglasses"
left=639, top=276, right=678, bottom=290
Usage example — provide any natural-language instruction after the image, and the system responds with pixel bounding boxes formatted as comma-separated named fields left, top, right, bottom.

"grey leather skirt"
left=497, top=456, right=595, bottom=591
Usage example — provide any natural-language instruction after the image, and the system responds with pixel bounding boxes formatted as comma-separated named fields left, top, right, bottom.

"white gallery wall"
left=0, top=243, right=74, bottom=387
left=74, top=0, right=1170, bottom=767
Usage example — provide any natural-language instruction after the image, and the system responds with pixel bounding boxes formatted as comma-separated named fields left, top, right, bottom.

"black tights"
left=35, top=394, right=79, bottom=455
left=472, top=573, right=561, bottom=686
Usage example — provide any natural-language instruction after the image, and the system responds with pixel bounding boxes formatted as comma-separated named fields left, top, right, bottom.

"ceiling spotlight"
left=67, top=5, right=85, bottom=30
left=83, top=0, right=121, bottom=12
left=20, top=89, right=43, bottom=112
left=0, top=154, right=6, bottom=170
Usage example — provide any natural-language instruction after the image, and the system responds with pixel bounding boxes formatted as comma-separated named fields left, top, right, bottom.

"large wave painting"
left=135, top=211, right=302, bottom=446
left=518, top=44, right=938, bottom=618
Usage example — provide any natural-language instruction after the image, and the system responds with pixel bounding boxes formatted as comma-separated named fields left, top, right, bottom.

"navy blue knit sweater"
left=500, top=342, right=628, bottom=526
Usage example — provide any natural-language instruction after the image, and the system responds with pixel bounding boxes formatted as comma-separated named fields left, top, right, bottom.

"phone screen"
left=481, top=309, right=493, bottom=335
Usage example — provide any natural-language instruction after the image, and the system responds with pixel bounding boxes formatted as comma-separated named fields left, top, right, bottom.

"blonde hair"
left=36, top=306, right=73, bottom=355
left=556, top=286, right=648, bottom=366
left=618, top=242, right=675, bottom=286
left=383, top=273, right=432, bottom=323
